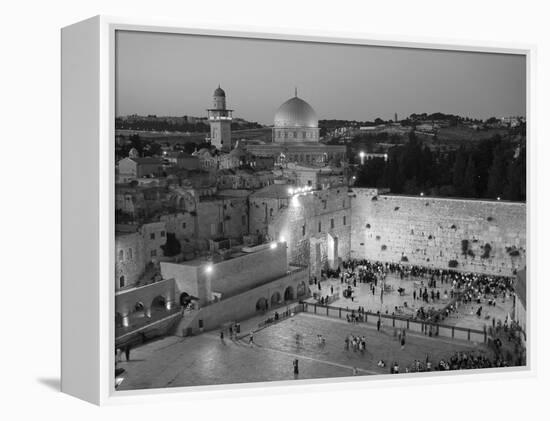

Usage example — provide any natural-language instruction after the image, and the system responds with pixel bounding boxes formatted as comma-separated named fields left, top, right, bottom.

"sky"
left=115, top=30, right=526, bottom=124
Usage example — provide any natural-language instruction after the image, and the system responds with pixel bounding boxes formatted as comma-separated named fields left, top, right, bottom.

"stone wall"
left=189, top=267, right=309, bottom=331
left=196, top=197, right=249, bottom=240
left=115, top=278, right=176, bottom=320
left=268, top=187, right=352, bottom=276
left=350, top=189, right=526, bottom=276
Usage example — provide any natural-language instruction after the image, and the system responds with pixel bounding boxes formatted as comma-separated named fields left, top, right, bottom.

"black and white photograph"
left=112, top=30, right=527, bottom=391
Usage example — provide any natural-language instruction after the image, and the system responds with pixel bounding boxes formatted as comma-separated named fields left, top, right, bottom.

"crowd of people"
left=377, top=350, right=512, bottom=375
left=320, top=258, right=516, bottom=325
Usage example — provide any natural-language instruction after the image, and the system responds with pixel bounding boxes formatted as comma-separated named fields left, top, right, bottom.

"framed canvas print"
left=61, top=16, right=532, bottom=405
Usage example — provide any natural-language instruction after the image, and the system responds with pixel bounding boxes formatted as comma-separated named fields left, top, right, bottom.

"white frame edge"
left=60, top=15, right=536, bottom=406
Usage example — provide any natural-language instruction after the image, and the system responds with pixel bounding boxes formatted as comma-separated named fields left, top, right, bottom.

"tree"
left=161, top=233, right=182, bottom=257
left=486, top=143, right=509, bottom=198
left=462, top=155, right=477, bottom=197
left=452, top=147, right=467, bottom=193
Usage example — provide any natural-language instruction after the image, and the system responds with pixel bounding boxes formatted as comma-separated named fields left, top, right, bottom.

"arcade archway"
left=284, top=286, right=294, bottom=301
left=297, top=282, right=307, bottom=298
left=256, top=297, right=268, bottom=312
left=271, top=291, right=281, bottom=305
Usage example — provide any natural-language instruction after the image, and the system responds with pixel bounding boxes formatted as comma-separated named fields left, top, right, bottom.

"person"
left=229, top=325, right=233, bottom=339
left=249, top=331, right=254, bottom=346
left=293, top=359, right=299, bottom=376
left=352, top=367, right=358, bottom=376
left=220, top=330, right=224, bottom=341
left=377, top=318, right=381, bottom=331
left=124, top=345, right=130, bottom=361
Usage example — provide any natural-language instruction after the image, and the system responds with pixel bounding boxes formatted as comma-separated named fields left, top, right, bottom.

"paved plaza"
left=314, top=274, right=513, bottom=331
left=117, top=312, right=491, bottom=390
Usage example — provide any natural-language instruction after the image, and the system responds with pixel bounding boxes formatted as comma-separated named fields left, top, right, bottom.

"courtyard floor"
left=313, top=274, right=513, bottom=331
left=116, top=312, right=491, bottom=391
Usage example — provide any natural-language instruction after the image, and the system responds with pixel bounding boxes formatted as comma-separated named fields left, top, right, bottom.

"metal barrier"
left=301, top=302, right=488, bottom=344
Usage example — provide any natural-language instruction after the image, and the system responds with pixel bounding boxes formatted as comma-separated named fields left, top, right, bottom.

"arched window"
left=118, top=250, right=124, bottom=261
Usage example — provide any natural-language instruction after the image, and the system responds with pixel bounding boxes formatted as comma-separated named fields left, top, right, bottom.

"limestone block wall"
left=209, top=244, right=287, bottom=296
left=196, top=197, right=249, bottom=240
left=268, top=187, right=352, bottom=275
left=115, top=232, right=145, bottom=290
left=249, top=196, right=290, bottom=237
left=115, top=278, right=176, bottom=318
left=350, top=189, right=526, bottom=276
left=190, top=267, right=309, bottom=331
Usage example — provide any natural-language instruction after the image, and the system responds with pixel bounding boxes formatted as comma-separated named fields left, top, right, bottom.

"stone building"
left=115, top=221, right=167, bottom=291
left=118, top=156, right=163, bottom=182
left=249, top=183, right=352, bottom=275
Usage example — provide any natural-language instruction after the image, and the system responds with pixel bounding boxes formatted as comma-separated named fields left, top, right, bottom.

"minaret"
left=207, top=85, right=233, bottom=152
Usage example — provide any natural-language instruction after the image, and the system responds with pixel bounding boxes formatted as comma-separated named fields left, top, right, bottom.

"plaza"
left=117, top=311, right=493, bottom=390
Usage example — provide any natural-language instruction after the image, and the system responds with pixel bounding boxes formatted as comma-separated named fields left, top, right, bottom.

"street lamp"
left=205, top=264, right=213, bottom=274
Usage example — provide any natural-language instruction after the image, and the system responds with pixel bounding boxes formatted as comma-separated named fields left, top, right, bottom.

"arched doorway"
left=297, top=282, right=306, bottom=297
left=256, top=297, right=268, bottom=312
left=284, top=286, right=294, bottom=301
left=151, top=295, right=167, bottom=311
left=271, top=291, right=281, bottom=305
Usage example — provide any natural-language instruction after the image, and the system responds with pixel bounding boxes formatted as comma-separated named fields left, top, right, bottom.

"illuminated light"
left=205, top=264, right=213, bottom=274
left=291, top=195, right=299, bottom=207
left=359, top=151, right=365, bottom=158
left=279, top=236, right=285, bottom=243
left=166, top=301, right=172, bottom=310
left=352, top=176, right=356, bottom=180
left=288, top=188, right=294, bottom=195
left=270, top=242, right=277, bottom=249
left=420, top=192, right=424, bottom=197
left=497, top=197, right=501, bottom=201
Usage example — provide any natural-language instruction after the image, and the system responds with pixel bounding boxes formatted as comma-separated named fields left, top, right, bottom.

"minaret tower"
left=207, top=85, right=233, bottom=152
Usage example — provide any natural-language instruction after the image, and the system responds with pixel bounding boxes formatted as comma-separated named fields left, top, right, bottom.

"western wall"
left=350, top=188, right=526, bottom=276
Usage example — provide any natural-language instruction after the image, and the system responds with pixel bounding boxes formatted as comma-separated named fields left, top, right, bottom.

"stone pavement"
left=116, top=312, right=490, bottom=391
left=314, top=274, right=513, bottom=331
